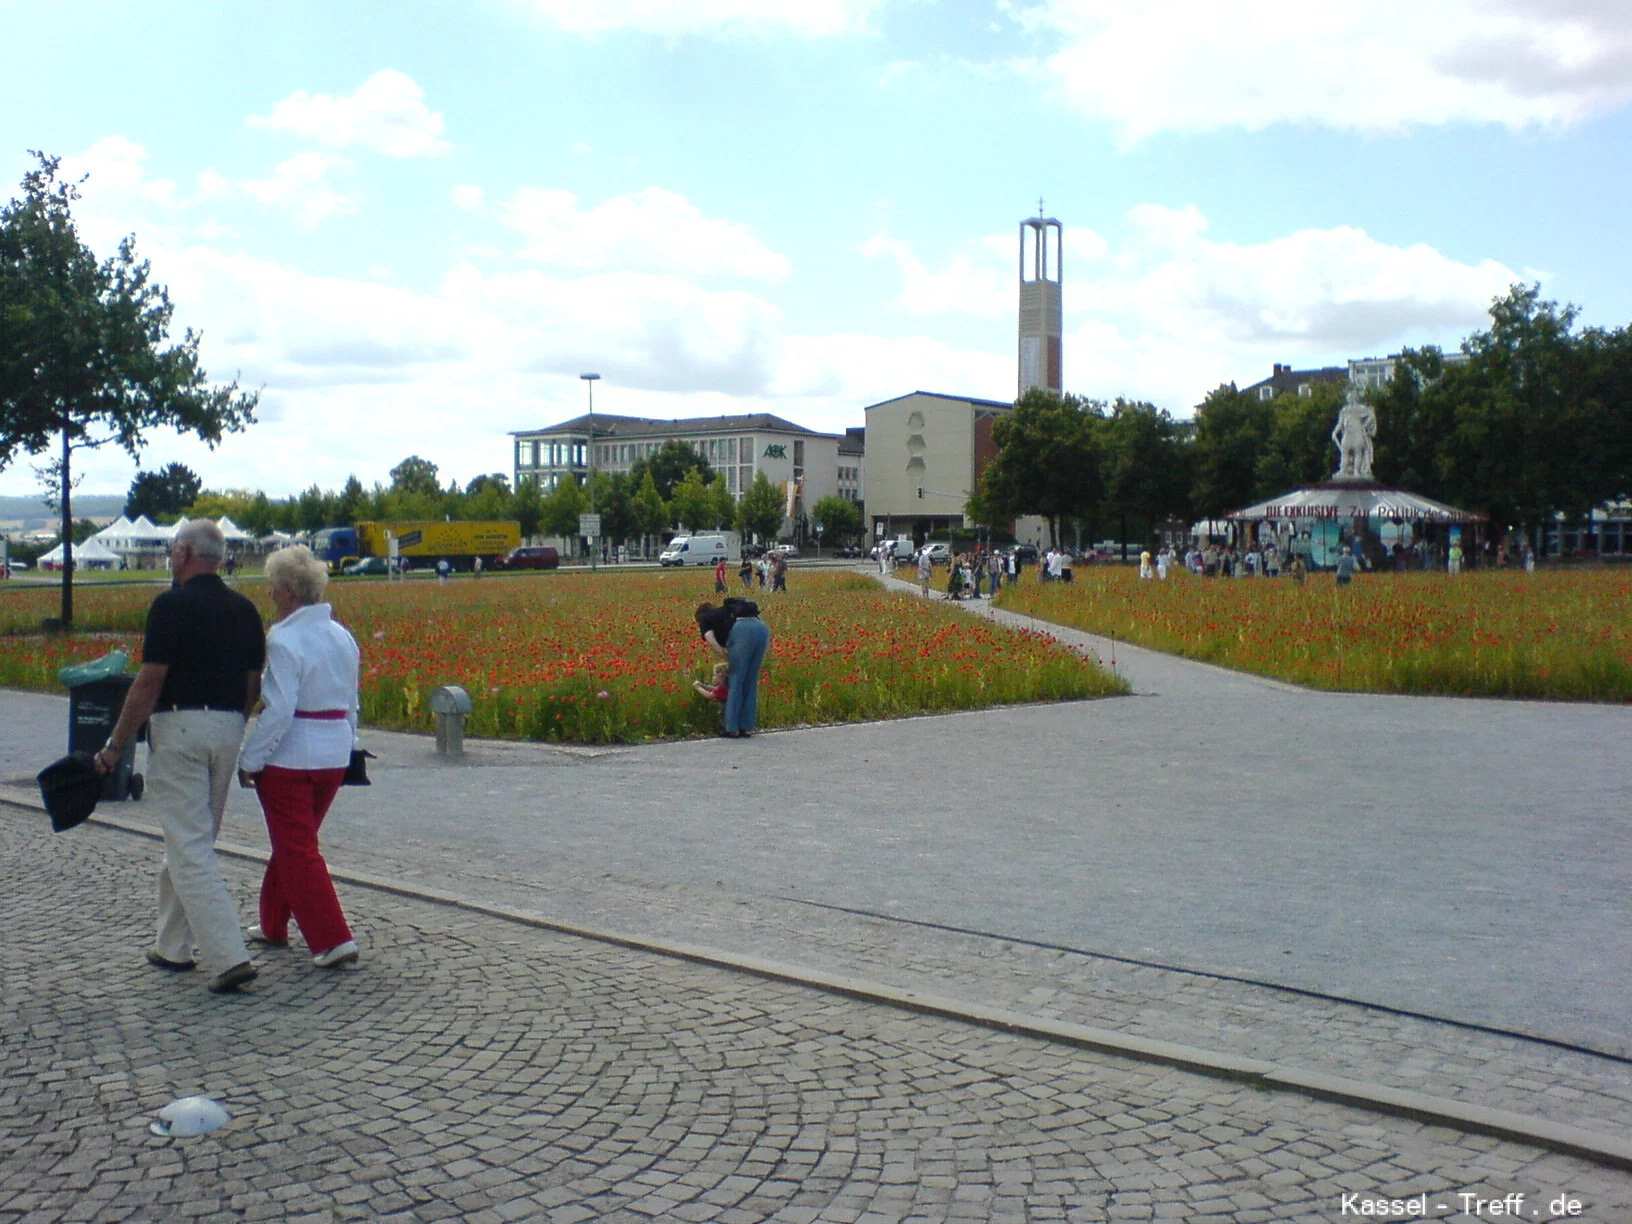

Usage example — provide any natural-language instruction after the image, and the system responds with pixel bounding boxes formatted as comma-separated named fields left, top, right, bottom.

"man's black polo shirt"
left=143, top=573, right=266, bottom=711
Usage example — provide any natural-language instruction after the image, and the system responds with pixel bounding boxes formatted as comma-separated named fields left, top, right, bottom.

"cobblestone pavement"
left=4, top=816, right=1631, bottom=1224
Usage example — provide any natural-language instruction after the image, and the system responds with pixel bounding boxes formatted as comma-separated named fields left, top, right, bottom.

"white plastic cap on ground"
left=149, top=1096, right=231, bottom=1137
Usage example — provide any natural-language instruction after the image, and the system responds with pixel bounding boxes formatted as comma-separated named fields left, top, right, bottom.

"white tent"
left=126, top=515, right=166, bottom=543
left=217, top=516, right=254, bottom=542
left=92, top=516, right=134, bottom=544
left=154, top=515, right=188, bottom=540
left=38, top=537, right=122, bottom=569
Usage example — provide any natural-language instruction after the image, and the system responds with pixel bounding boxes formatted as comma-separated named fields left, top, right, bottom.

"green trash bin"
left=61, top=652, right=143, bottom=802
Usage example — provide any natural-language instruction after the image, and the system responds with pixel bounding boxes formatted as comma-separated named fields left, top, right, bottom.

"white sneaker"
left=313, top=941, right=359, bottom=969
left=246, top=925, right=287, bottom=948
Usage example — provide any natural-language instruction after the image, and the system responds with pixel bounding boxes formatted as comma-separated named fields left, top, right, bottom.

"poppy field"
left=0, top=569, right=1125, bottom=742
left=996, top=564, right=1632, bottom=701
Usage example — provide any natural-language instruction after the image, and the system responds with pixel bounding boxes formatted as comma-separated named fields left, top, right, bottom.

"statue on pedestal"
left=1332, top=380, right=1376, bottom=481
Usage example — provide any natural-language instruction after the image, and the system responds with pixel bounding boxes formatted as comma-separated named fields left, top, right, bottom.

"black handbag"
left=343, top=748, right=375, bottom=786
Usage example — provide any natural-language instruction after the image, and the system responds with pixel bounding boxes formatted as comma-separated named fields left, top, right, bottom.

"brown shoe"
left=207, top=961, right=258, bottom=994
left=145, top=949, right=196, bottom=972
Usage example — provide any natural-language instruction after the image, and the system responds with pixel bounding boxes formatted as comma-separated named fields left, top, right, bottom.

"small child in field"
left=693, top=661, right=729, bottom=703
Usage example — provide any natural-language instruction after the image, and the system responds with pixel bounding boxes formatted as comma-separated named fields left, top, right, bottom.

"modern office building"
left=510, top=411, right=842, bottom=532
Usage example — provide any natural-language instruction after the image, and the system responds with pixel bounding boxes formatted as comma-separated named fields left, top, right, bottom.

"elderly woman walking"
left=237, top=546, right=362, bottom=969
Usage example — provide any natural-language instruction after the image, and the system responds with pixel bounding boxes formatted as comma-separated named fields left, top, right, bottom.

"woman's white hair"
left=263, top=545, right=329, bottom=605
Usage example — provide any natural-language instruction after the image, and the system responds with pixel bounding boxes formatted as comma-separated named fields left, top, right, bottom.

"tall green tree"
left=628, top=440, right=712, bottom=500
left=590, top=471, right=636, bottom=547
left=707, top=473, right=735, bottom=531
left=736, top=470, right=784, bottom=542
left=1100, top=399, right=1190, bottom=547
left=631, top=471, right=666, bottom=548
left=809, top=494, right=861, bottom=545
left=295, top=483, right=334, bottom=533
left=539, top=475, right=587, bottom=540
left=1373, top=286, right=1632, bottom=531
left=981, top=389, right=1103, bottom=546
left=124, top=461, right=201, bottom=521
left=1253, top=384, right=1343, bottom=496
left=668, top=468, right=714, bottom=532
left=388, top=455, right=441, bottom=498
left=1189, top=384, right=1271, bottom=519
left=0, top=153, right=257, bottom=625
left=463, top=473, right=511, bottom=521
left=509, top=475, right=544, bottom=540
left=334, top=474, right=366, bottom=525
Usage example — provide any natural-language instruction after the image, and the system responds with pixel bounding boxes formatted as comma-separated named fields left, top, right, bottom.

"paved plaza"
left=2, top=571, right=1631, bottom=1221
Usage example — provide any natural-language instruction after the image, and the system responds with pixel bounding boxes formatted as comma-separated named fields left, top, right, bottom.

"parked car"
left=768, top=543, right=799, bottom=559
left=342, top=556, right=390, bottom=576
left=919, top=542, right=951, bottom=565
left=495, top=545, right=560, bottom=571
left=836, top=544, right=863, bottom=559
left=1009, top=544, right=1039, bottom=565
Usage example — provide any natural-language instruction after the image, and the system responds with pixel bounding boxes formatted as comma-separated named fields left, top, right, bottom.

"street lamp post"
left=581, top=373, right=600, bottom=570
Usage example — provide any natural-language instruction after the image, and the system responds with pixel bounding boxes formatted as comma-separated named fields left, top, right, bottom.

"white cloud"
left=64, top=139, right=360, bottom=233
left=236, top=153, right=358, bottom=230
left=509, top=0, right=887, bottom=36
left=861, top=233, right=1013, bottom=318
left=451, top=184, right=485, bottom=212
left=247, top=69, right=452, bottom=158
left=500, top=186, right=791, bottom=281
left=1005, top=0, right=1632, bottom=142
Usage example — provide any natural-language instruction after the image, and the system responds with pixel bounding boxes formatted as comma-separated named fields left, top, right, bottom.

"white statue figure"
left=1332, top=381, right=1377, bottom=480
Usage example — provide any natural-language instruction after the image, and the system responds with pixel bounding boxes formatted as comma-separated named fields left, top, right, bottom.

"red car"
left=495, top=546, right=560, bottom=571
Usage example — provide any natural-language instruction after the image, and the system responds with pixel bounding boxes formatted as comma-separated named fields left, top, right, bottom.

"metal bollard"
left=430, top=685, right=472, bottom=759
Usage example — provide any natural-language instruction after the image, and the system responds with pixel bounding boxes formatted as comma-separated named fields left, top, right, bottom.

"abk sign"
left=762, top=444, right=788, bottom=459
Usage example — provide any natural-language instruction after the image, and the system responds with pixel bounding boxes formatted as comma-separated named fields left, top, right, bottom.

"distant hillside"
left=0, top=494, right=126, bottom=531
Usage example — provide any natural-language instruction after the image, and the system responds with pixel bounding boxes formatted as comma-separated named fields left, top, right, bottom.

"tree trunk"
left=58, top=425, right=73, bottom=629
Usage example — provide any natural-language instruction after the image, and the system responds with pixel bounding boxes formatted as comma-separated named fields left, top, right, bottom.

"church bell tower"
left=1018, top=205, right=1062, bottom=397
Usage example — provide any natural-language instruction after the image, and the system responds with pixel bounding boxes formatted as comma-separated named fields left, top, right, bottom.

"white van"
left=659, top=535, right=731, bottom=567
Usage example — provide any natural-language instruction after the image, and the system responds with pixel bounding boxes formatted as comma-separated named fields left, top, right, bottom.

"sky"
left=4, top=0, right=1631, bottom=499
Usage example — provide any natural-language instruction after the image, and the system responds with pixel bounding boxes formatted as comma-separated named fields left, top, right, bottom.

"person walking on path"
left=739, top=556, right=754, bottom=590
left=92, top=520, right=264, bottom=995
left=236, top=546, right=362, bottom=970
left=917, top=547, right=933, bottom=597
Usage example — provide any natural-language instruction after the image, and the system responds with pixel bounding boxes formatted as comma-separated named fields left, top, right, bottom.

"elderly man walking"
left=94, top=520, right=266, bottom=994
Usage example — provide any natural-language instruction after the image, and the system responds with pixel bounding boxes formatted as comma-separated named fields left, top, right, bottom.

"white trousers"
left=147, top=710, right=251, bottom=974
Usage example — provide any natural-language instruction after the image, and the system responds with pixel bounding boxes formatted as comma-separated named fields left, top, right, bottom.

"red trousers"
left=256, top=766, right=350, bottom=954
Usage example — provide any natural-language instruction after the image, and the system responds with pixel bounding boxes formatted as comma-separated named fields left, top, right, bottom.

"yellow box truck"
left=315, top=521, right=521, bottom=572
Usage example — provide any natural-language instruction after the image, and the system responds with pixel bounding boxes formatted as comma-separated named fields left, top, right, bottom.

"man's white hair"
left=174, top=519, right=226, bottom=563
